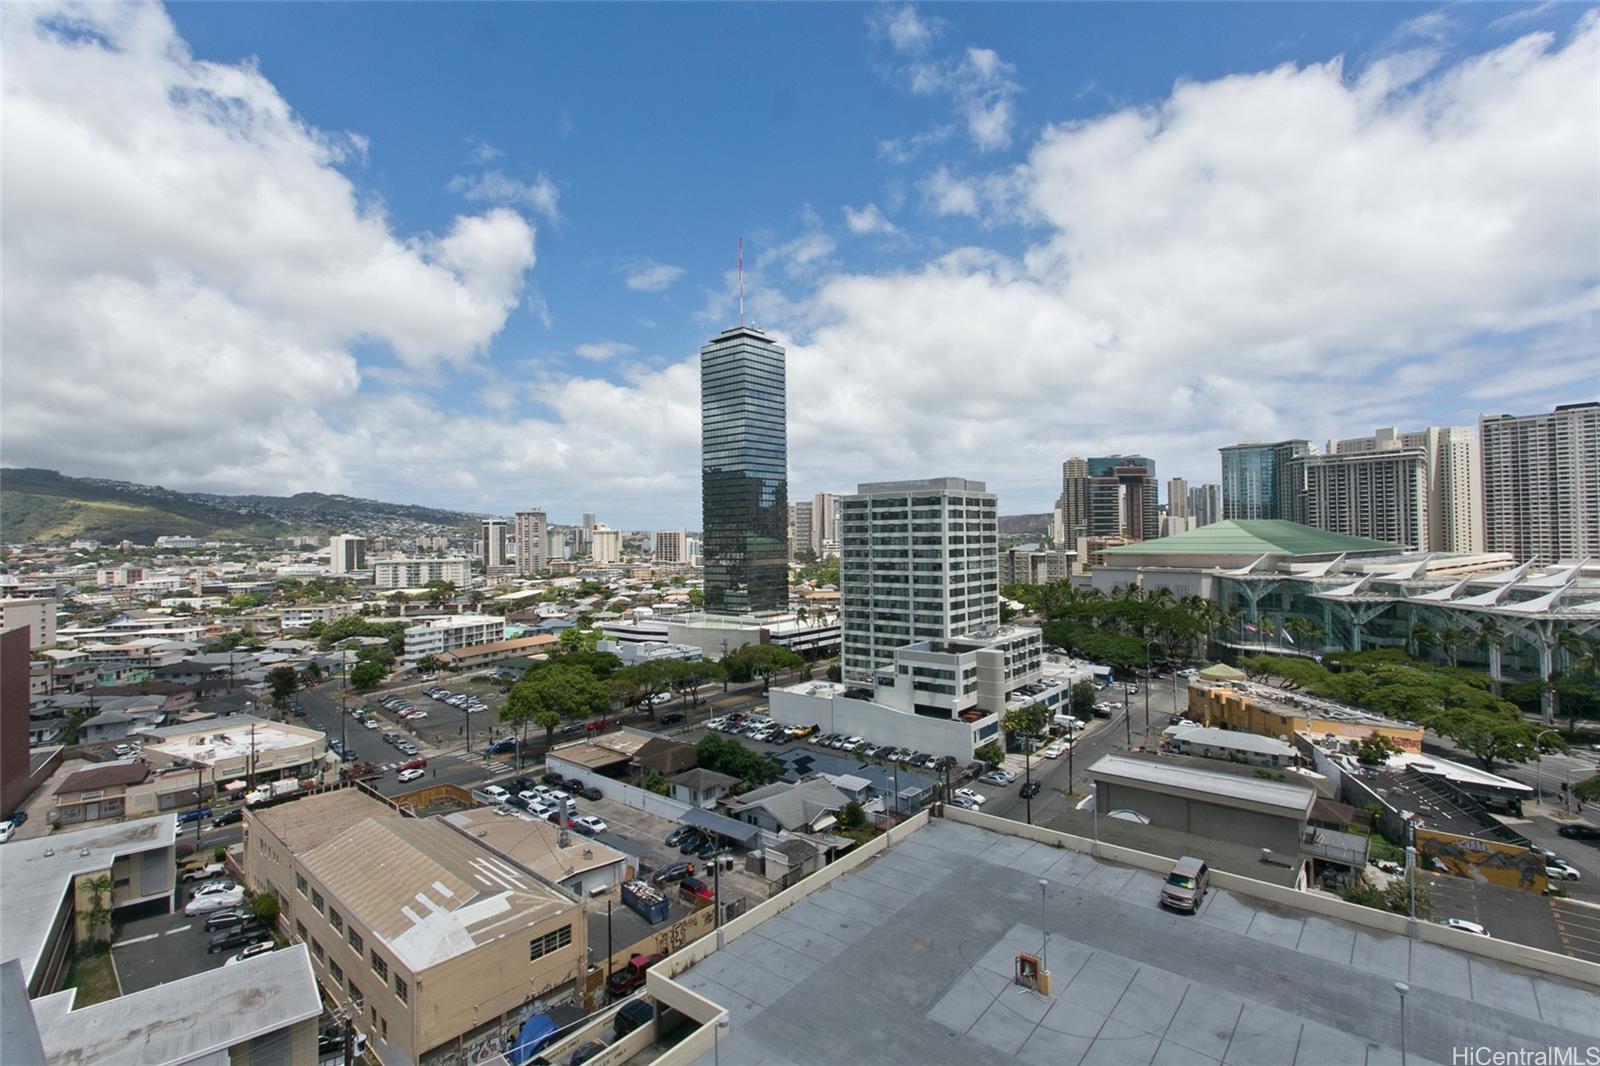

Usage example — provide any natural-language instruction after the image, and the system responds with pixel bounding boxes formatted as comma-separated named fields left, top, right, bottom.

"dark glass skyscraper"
left=700, top=324, right=788, bottom=614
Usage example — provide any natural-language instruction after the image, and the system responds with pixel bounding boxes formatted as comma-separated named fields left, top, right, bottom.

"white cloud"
left=920, top=167, right=979, bottom=216
left=872, top=4, right=940, bottom=54
left=622, top=258, right=687, bottom=292
left=873, top=10, right=1023, bottom=153
left=843, top=203, right=900, bottom=236
left=574, top=340, right=636, bottom=362
left=449, top=169, right=561, bottom=221
left=1, top=1, right=535, bottom=493
left=463, top=135, right=503, bottom=164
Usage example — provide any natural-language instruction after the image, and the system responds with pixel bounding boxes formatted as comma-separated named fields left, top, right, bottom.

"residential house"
left=724, top=778, right=851, bottom=834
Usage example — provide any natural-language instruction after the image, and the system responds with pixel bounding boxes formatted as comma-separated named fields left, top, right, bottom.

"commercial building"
left=700, top=324, right=788, bottom=615
left=547, top=528, right=568, bottom=561
left=514, top=507, right=548, bottom=575
left=1480, top=401, right=1600, bottom=563
left=403, top=615, right=506, bottom=663
left=1000, top=546, right=1073, bottom=587
left=1167, top=477, right=1189, bottom=518
left=1086, top=455, right=1159, bottom=541
left=371, top=557, right=472, bottom=589
left=1186, top=677, right=1424, bottom=753
left=0, top=597, right=56, bottom=649
left=1297, top=447, right=1431, bottom=551
left=441, top=807, right=629, bottom=899
left=839, top=477, right=999, bottom=683
left=1188, top=482, right=1222, bottom=527
left=481, top=518, right=509, bottom=569
left=654, top=528, right=688, bottom=564
left=434, top=633, right=559, bottom=670
left=1058, top=458, right=1088, bottom=542
left=811, top=492, right=843, bottom=556
left=329, top=533, right=367, bottom=575
left=136, top=715, right=329, bottom=786
left=590, top=523, right=621, bottom=565
left=245, top=790, right=589, bottom=1064
left=1162, top=724, right=1300, bottom=768
left=1325, top=426, right=1483, bottom=553
left=1220, top=439, right=1314, bottom=521
left=787, top=500, right=813, bottom=561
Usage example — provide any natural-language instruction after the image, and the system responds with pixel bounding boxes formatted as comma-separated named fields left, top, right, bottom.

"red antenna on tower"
left=738, top=238, right=745, bottom=328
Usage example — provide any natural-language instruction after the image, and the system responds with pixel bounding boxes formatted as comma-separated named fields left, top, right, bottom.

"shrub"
left=251, top=893, right=280, bottom=923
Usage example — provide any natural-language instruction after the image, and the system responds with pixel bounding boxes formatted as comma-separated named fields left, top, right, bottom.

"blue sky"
left=3, top=2, right=1596, bottom=527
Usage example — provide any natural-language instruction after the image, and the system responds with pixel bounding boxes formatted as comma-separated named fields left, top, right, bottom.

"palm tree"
left=80, top=873, right=114, bottom=949
left=1437, top=625, right=1473, bottom=668
left=1409, top=620, right=1436, bottom=660
left=1475, top=615, right=1505, bottom=691
left=1557, top=630, right=1599, bottom=732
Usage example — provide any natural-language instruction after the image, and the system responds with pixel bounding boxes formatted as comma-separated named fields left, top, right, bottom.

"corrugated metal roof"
left=298, top=816, right=574, bottom=973
left=1089, top=754, right=1315, bottom=816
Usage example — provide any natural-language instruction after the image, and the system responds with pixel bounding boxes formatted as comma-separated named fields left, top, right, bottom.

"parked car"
left=949, top=795, right=981, bottom=811
left=203, top=909, right=261, bottom=932
left=398, top=758, right=428, bottom=771
left=651, top=861, right=695, bottom=885
left=482, top=785, right=511, bottom=803
left=398, top=768, right=425, bottom=783
left=1443, top=918, right=1490, bottom=937
left=953, top=788, right=986, bottom=806
left=192, top=879, right=238, bottom=897
left=181, top=862, right=226, bottom=883
left=572, top=815, right=608, bottom=836
left=209, top=926, right=268, bottom=954
left=980, top=770, right=1016, bottom=786
left=579, top=784, right=603, bottom=801
left=185, top=890, right=245, bottom=915
left=175, top=807, right=214, bottom=825
left=614, top=999, right=657, bottom=1039
left=645, top=693, right=673, bottom=706
left=569, top=1042, right=607, bottom=1066
left=1159, top=856, right=1210, bottom=913
left=665, top=825, right=694, bottom=847
left=679, top=876, right=714, bottom=902
left=1019, top=780, right=1042, bottom=798
left=606, top=953, right=665, bottom=998
left=223, top=941, right=277, bottom=966
left=659, top=712, right=686, bottom=725
left=696, top=837, right=723, bottom=860
left=678, top=831, right=707, bottom=854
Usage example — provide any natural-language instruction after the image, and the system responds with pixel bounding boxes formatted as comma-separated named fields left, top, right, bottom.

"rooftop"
left=0, top=816, right=176, bottom=987
left=136, top=714, right=324, bottom=764
left=249, top=787, right=394, bottom=856
left=442, top=806, right=627, bottom=885
left=1089, top=753, right=1317, bottom=819
left=1163, top=725, right=1299, bottom=758
left=298, top=815, right=575, bottom=972
left=57, top=760, right=152, bottom=793
left=1105, top=519, right=1399, bottom=559
left=673, top=817, right=1596, bottom=1066
left=29, top=944, right=320, bottom=1066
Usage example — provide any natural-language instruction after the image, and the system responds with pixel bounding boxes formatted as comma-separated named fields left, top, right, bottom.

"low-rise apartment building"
left=245, top=790, right=589, bottom=1064
left=135, top=715, right=328, bottom=787
left=372, top=557, right=472, bottom=590
left=403, top=615, right=506, bottom=664
left=0, top=596, right=57, bottom=648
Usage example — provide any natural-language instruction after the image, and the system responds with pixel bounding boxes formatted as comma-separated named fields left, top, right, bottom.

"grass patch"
left=64, top=950, right=119, bottom=1007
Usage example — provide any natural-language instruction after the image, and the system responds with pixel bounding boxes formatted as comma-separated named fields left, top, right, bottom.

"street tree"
left=266, top=666, right=299, bottom=707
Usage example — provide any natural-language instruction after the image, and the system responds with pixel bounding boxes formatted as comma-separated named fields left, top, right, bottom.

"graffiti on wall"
left=1414, top=829, right=1549, bottom=895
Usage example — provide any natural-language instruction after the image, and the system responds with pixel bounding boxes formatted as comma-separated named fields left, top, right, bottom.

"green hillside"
left=1, top=469, right=288, bottom=544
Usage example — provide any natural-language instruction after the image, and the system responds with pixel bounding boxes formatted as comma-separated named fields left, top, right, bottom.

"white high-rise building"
left=328, top=534, right=366, bottom=575
left=810, top=492, right=843, bottom=556
left=546, top=529, right=568, bottom=561
left=1325, top=426, right=1483, bottom=553
left=1188, top=484, right=1222, bottom=527
left=787, top=501, right=813, bottom=560
left=591, top=523, right=622, bottom=565
left=513, top=508, right=547, bottom=576
left=402, top=615, right=506, bottom=663
left=654, top=529, right=688, bottom=564
left=480, top=519, right=508, bottom=568
left=1166, top=478, right=1188, bottom=519
left=1297, top=449, right=1430, bottom=550
left=839, top=477, right=999, bottom=684
left=1481, top=402, right=1600, bottom=563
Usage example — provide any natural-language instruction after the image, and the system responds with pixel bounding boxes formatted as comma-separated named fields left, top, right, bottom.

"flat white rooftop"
left=138, top=715, right=322, bottom=763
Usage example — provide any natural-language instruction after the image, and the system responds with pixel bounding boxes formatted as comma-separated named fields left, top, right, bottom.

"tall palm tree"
left=1475, top=615, right=1505, bottom=691
left=1437, top=624, right=1473, bottom=668
left=1409, top=620, right=1436, bottom=660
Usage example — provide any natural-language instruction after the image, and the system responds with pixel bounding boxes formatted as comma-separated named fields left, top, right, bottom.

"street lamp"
left=1533, top=728, right=1560, bottom=804
left=713, top=1013, right=730, bottom=1066
left=1143, top=639, right=1160, bottom=741
left=1394, top=982, right=1409, bottom=1066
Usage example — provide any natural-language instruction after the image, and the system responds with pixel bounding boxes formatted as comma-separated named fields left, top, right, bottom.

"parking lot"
left=1422, top=870, right=1600, bottom=964
left=111, top=885, right=278, bottom=994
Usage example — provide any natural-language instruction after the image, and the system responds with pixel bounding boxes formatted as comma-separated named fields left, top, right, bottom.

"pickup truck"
left=181, top=862, right=226, bottom=882
left=606, top=952, right=665, bottom=999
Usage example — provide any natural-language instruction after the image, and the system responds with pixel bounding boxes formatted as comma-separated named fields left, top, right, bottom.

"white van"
left=482, top=785, right=510, bottom=804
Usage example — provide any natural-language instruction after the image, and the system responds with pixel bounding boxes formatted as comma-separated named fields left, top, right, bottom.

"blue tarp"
left=507, top=1014, right=556, bottom=1065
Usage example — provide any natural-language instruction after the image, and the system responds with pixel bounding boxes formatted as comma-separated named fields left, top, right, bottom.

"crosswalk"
left=482, top=759, right=516, bottom=775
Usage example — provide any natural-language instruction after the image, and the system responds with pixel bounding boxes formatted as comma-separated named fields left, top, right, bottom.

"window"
left=311, top=939, right=324, bottom=961
left=296, top=920, right=307, bottom=941
left=296, top=873, right=308, bottom=896
left=328, top=909, right=343, bottom=934
left=348, top=928, right=363, bottom=954
left=311, top=891, right=324, bottom=914
left=394, top=976, right=408, bottom=1004
left=371, top=952, right=387, bottom=980
left=528, top=925, right=573, bottom=961
left=330, top=960, right=344, bottom=984
left=380, top=1016, right=388, bottom=1040
left=348, top=981, right=362, bottom=1009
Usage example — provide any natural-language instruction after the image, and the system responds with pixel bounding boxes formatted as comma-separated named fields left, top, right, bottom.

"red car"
left=397, top=758, right=427, bottom=772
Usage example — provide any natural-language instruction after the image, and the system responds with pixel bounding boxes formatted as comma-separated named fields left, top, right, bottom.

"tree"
left=644, top=772, right=671, bottom=796
left=1409, top=621, right=1437, bottom=660
left=266, top=666, right=299, bottom=707
left=79, top=873, right=114, bottom=950
left=349, top=661, right=386, bottom=693
left=506, top=664, right=611, bottom=750
left=1003, top=703, right=1048, bottom=746
left=687, top=588, right=704, bottom=607
left=356, top=643, right=396, bottom=668
left=1433, top=710, right=1541, bottom=773
left=826, top=661, right=843, bottom=683
left=1574, top=774, right=1600, bottom=804
left=252, top=893, right=281, bottom=923
left=837, top=801, right=867, bottom=830
left=724, top=645, right=806, bottom=691
left=1069, top=680, right=1097, bottom=720
left=415, top=654, right=441, bottom=675
left=974, top=742, right=1004, bottom=770
left=559, top=625, right=599, bottom=655
left=303, top=661, right=324, bottom=684
left=1354, top=733, right=1401, bottom=765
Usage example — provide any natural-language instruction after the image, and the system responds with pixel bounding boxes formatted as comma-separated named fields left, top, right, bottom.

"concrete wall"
left=769, top=689, right=981, bottom=759
left=1097, top=780, right=1305, bottom=858
left=546, top=760, right=692, bottom=822
left=941, top=806, right=1600, bottom=988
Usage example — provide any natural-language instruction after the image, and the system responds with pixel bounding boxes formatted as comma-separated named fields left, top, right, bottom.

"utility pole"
left=339, top=653, right=348, bottom=758
left=606, top=900, right=614, bottom=992
left=1144, top=641, right=1152, bottom=743
left=193, top=762, right=203, bottom=851
left=1024, top=738, right=1033, bottom=825
left=342, top=1017, right=354, bottom=1066
left=247, top=722, right=256, bottom=787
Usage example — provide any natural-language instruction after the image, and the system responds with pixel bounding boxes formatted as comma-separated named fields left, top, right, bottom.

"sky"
left=2, top=2, right=1596, bottom=529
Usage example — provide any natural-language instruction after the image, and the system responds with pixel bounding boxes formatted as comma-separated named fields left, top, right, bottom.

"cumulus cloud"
left=843, top=203, right=900, bottom=236
left=871, top=4, right=940, bottom=54
left=1, top=1, right=535, bottom=493
left=920, top=167, right=979, bottom=216
left=574, top=340, right=636, bottom=362
left=449, top=169, right=561, bottom=220
left=622, top=258, right=687, bottom=292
